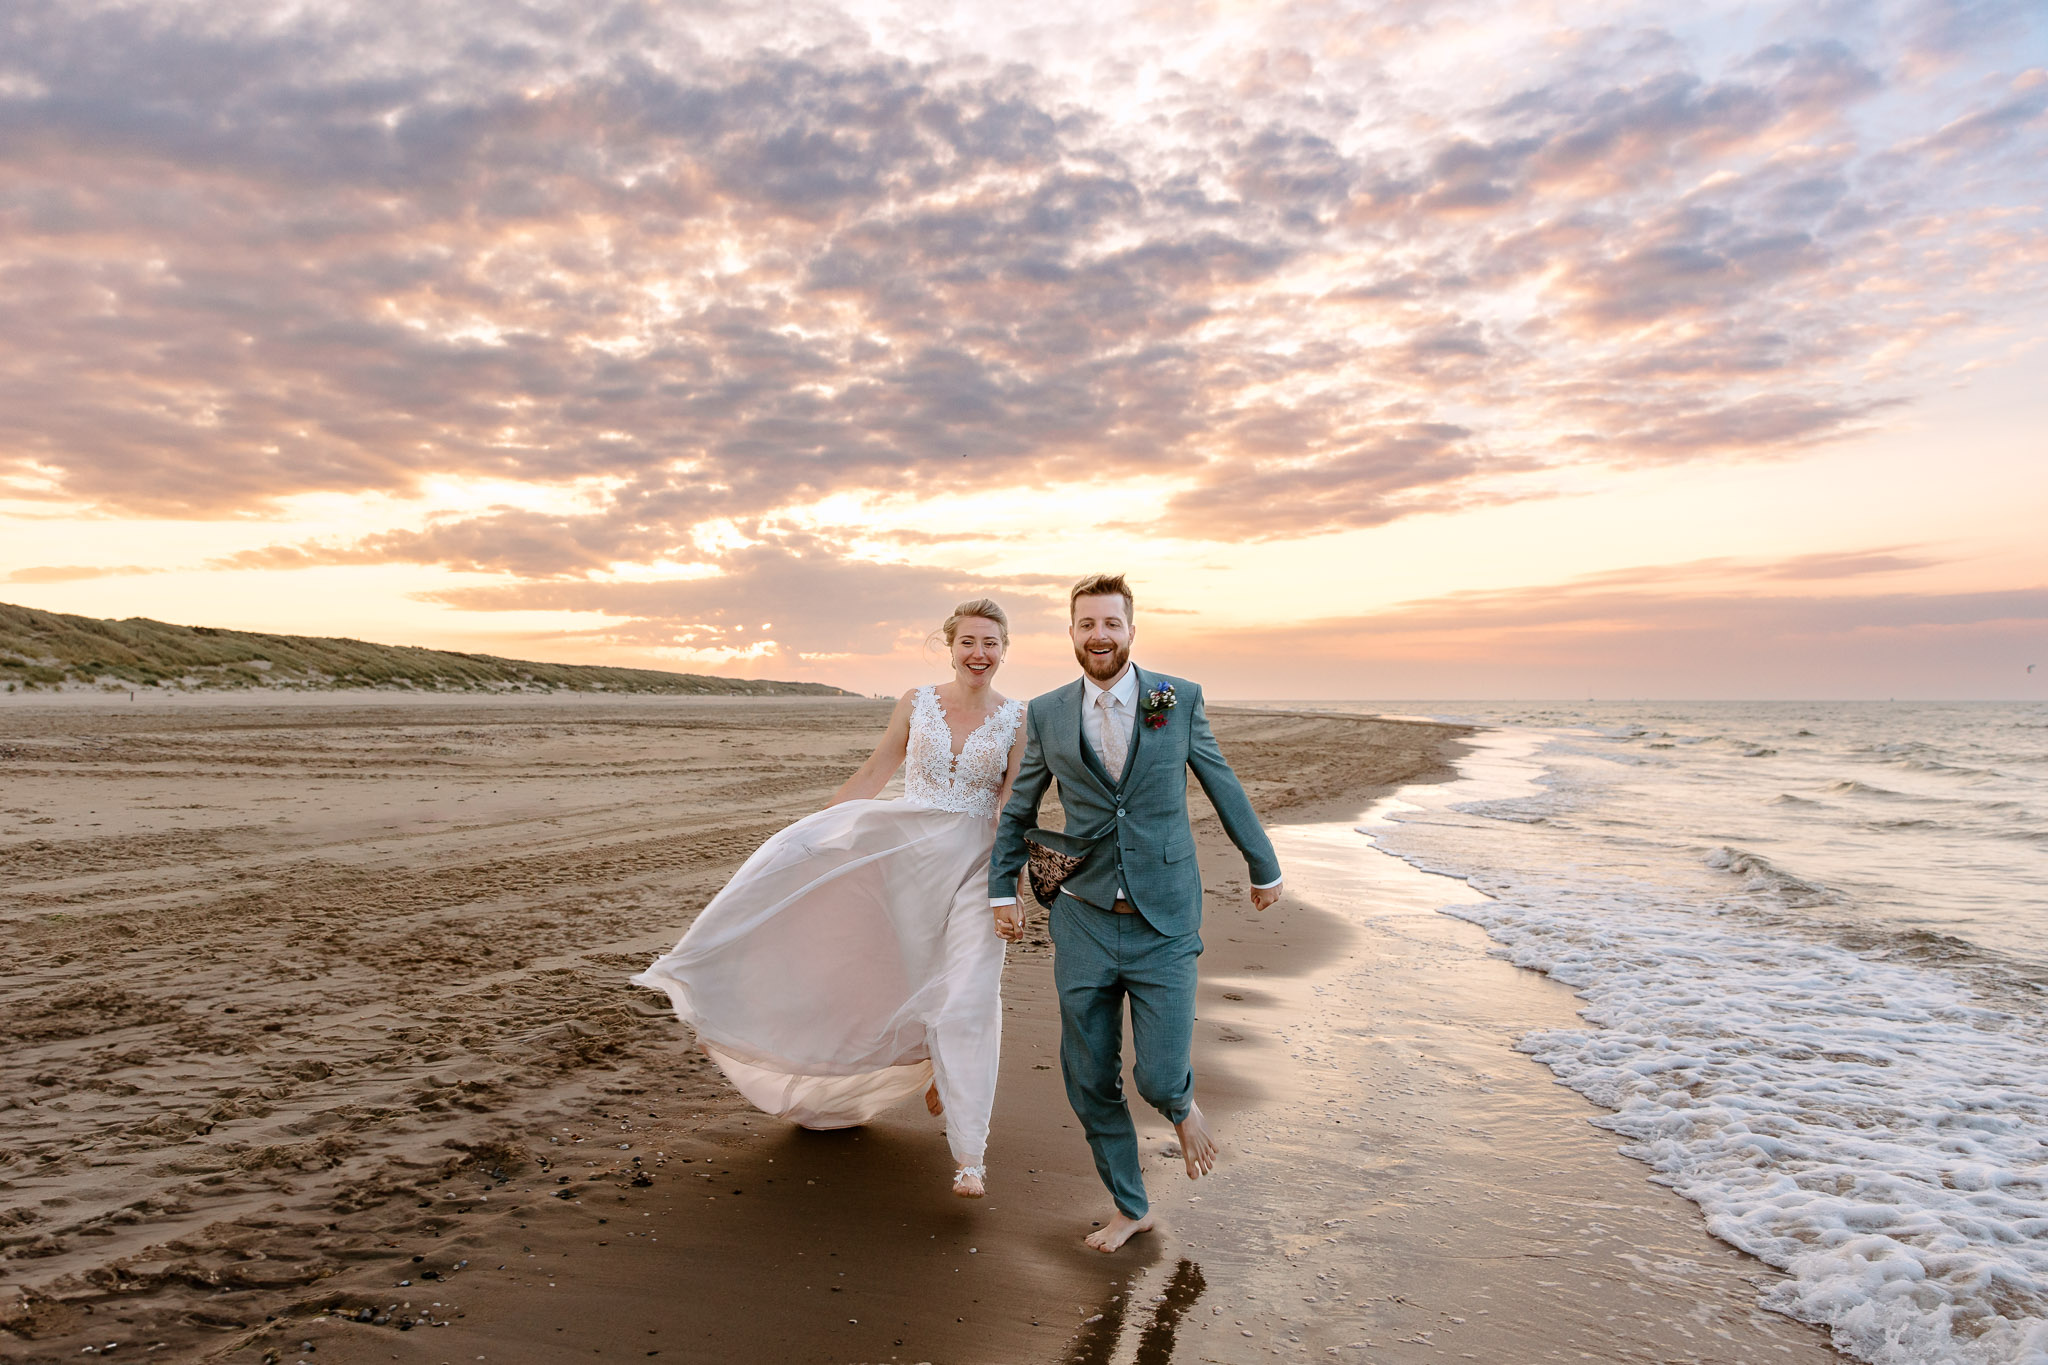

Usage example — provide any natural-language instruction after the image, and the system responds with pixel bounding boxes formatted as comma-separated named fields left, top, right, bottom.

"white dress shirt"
left=1083, top=664, right=1140, bottom=781
left=1084, top=666, right=1141, bottom=899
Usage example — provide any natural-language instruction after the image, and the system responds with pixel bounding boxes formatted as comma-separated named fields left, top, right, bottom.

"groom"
left=990, top=573, right=1283, bottom=1252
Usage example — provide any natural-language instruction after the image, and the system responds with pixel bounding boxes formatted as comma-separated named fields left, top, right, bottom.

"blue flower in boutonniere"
left=1142, top=681, right=1177, bottom=730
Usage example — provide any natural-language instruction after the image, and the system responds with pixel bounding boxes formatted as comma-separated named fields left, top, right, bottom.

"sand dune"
left=0, top=601, right=850, bottom=695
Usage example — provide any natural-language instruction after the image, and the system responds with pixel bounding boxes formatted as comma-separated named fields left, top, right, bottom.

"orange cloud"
left=6, top=564, right=164, bottom=584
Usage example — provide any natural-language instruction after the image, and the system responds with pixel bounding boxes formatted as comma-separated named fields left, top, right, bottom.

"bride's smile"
left=952, top=622, right=1004, bottom=690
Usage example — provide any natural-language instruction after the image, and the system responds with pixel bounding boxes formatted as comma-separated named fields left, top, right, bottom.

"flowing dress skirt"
left=631, top=798, right=1005, bottom=1165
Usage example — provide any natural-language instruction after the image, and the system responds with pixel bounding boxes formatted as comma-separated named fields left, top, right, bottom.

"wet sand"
left=0, top=696, right=1842, bottom=1364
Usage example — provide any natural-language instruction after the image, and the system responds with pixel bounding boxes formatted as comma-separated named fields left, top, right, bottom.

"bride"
left=632, top=598, right=1025, bottom=1197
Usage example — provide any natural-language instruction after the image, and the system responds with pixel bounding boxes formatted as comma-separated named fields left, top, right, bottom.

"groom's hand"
left=1250, top=881, right=1282, bottom=912
left=992, top=900, right=1027, bottom=941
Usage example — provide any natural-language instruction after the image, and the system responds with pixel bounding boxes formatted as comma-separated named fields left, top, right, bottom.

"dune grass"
left=0, top=602, right=851, bottom=696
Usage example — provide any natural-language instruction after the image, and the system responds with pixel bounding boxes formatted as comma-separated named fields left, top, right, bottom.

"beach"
left=1, top=694, right=1843, bottom=1364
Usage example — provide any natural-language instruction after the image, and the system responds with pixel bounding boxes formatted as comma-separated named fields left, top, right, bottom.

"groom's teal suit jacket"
left=989, top=667, right=1281, bottom=938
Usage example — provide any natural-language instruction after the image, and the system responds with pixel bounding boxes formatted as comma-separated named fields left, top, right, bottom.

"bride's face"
left=951, top=618, right=1005, bottom=689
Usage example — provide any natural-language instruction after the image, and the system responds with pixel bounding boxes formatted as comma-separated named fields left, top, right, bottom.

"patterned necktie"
left=1095, top=689, right=1126, bottom=780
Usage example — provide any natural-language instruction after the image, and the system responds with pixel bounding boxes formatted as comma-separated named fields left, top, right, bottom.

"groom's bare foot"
left=924, top=1083, right=944, bottom=1117
left=1084, top=1210, right=1157, bottom=1253
left=1175, top=1102, right=1219, bottom=1179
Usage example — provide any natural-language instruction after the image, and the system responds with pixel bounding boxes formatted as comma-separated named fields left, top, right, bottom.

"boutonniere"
left=1141, top=681, right=1177, bottom=729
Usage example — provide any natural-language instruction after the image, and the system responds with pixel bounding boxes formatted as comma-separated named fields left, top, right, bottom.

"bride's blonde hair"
left=934, top=597, right=1009, bottom=648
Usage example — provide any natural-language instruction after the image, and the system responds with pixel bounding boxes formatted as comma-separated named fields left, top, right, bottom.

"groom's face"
left=1070, top=593, right=1134, bottom=683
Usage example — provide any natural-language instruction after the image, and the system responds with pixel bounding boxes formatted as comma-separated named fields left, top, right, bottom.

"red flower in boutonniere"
left=1142, top=681, right=1176, bottom=730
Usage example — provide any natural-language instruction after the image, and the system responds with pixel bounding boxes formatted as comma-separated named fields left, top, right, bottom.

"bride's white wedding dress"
left=632, top=686, right=1022, bottom=1167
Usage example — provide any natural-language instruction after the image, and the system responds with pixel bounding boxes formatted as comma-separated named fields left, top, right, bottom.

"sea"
left=1244, top=701, right=2048, bottom=1365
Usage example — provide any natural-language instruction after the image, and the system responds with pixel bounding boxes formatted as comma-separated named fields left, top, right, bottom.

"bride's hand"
left=992, top=904, right=1026, bottom=940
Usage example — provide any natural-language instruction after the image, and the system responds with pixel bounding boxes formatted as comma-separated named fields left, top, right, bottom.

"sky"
left=1, top=0, right=2044, bottom=699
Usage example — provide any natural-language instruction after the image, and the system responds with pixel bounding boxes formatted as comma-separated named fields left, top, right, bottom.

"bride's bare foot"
left=1175, top=1102, right=1219, bottom=1179
left=925, top=1083, right=944, bottom=1117
left=952, top=1164, right=985, bottom=1198
left=1084, top=1209, right=1157, bottom=1252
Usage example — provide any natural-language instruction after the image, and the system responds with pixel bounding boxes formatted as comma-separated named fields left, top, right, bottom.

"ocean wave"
left=1439, top=892, right=2048, bottom=1365
left=1768, top=793, right=1825, bottom=806
left=1820, top=785, right=2036, bottom=821
left=1869, top=740, right=1938, bottom=758
left=1451, top=798, right=1551, bottom=825
left=1827, top=780, right=1910, bottom=799
left=1887, top=756, right=2013, bottom=781
left=1838, top=925, right=1987, bottom=966
left=1689, top=735, right=1778, bottom=757
left=1705, top=846, right=1834, bottom=907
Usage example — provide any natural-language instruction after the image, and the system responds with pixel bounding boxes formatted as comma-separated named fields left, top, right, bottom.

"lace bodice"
left=903, top=685, right=1024, bottom=818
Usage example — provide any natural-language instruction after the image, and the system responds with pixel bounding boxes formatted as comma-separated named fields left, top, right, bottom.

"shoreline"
left=1158, top=795, right=1845, bottom=1363
left=0, top=698, right=1840, bottom=1364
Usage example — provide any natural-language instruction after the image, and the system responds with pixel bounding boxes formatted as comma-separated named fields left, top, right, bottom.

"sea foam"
left=1356, top=707, right=2048, bottom=1365
left=1436, top=887, right=2048, bottom=1365
left=1250, top=699, right=2048, bottom=1360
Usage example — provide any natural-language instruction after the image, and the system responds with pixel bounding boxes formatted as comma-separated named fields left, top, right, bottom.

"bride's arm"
left=989, top=715, right=1028, bottom=828
left=827, top=691, right=916, bottom=805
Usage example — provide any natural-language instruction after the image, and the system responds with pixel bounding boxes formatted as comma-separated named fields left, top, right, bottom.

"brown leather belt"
left=1111, top=897, right=1137, bottom=915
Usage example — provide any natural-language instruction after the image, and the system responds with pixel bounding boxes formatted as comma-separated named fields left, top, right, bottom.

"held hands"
left=992, top=901, right=1027, bottom=941
left=1250, top=881, right=1282, bottom=913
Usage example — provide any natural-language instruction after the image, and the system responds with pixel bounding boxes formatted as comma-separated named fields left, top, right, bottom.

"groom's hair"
left=1069, top=573, right=1134, bottom=622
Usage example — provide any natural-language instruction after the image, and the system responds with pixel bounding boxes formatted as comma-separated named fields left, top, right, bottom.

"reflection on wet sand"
left=1066, top=1258, right=1207, bottom=1365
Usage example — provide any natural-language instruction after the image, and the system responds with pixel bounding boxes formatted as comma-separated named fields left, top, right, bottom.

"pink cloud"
left=1166, top=555, right=2048, bottom=700
left=0, top=0, right=2041, bottom=694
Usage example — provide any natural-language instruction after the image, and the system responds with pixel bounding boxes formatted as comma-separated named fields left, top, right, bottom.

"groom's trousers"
left=1049, top=895, right=1199, bottom=1220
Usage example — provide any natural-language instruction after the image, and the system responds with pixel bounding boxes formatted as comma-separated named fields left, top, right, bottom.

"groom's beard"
left=1075, top=638, right=1130, bottom=682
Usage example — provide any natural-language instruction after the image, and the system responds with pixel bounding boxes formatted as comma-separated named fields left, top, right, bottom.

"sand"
left=0, top=694, right=1844, bottom=1364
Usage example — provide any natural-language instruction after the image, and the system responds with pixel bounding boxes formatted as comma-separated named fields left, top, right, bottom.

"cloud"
left=210, top=506, right=682, bottom=578
left=1514, top=547, right=1943, bottom=591
left=1899, top=0, right=2043, bottom=71
left=1762, top=548, right=1941, bottom=580
left=1194, top=549, right=2013, bottom=648
left=1910, top=81, right=2048, bottom=160
left=1156, top=422, right=1507, bottom=537
left=0, top=0, right=2040, bottom=635
left=1555, top=210, right=1832, bottom=328
left=5, top=564, right=164, bottom=584
left=422, top=537, right=1055, bottom=656
left=1173, top=552, right=2048, bottom=697
left=1558, top=391, right=1901, bottom=460
left=1358, top=582, right=2048, bottom=643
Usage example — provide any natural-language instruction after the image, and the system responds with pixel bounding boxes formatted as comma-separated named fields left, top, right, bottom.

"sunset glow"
left=3, top=0, right=2044, bottom=697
